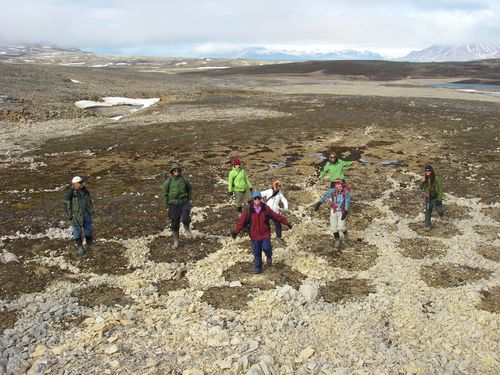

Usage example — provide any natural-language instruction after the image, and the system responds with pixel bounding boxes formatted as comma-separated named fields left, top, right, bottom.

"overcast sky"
left=0, top=0, right=499, bottom=57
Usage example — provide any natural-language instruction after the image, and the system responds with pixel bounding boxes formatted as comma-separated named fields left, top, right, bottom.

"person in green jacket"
left=312, top=152, right=358, bottom=211
left=162, top=163, right=192, bottom=249
left=228, top=159, right=252, bottom=217
left=419, top=164, right=444, bottom=230
left=64, top=176, right=95, bottom=256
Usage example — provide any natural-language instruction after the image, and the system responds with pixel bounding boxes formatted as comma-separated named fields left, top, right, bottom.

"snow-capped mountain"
left=402, top=43, right=500, bottom=62
left=235, top=47, right=384, bottom=61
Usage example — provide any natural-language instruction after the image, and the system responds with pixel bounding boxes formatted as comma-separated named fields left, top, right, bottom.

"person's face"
left=73, top=182, right=82, bottom=190
left=335, top=182, right=343, bottom=190
left=425, top=169, right=432, bottom=176
left=329, top=155, right=337, bottom=162
left=172, top=168, right=181, bottom=175
left=234, top=164, right=240, bottom=169
left=253, top=197, right=261, bottom=204
left=275, top=183, right=282, bottom=191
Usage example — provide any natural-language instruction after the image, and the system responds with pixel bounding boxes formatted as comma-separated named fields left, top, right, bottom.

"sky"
left=0, top=0, right=499, bottom=58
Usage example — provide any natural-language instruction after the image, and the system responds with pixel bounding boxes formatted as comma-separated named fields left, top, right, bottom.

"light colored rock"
left=29, top=345, right=46, bottom=359
left=295, top=346, right=315, bottom=363
left=216, top=359, right=231, bottom=369
left=299, top=284, right=319, bottom=303
left=104, top=345, right=119, bottom=355
left=229, top=281, right=242, bottom=287
left=110, top=360, right=120, bottom=368
left=0, top=251, right=18, bottom=263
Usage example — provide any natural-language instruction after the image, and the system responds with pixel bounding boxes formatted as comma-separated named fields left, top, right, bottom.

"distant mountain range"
left=1, top=43, right=500, bottom=63
left=401, top=43, right=500, bottom=62
left=235, top=47, right=384, bottom=61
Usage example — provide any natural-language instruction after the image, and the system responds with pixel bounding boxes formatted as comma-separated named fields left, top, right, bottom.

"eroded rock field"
left=0, top=60, right=499, bottom=374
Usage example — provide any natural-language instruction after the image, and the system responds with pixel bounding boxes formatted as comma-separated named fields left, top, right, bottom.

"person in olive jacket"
left=64, top=176, right=95, bottom=256
left=162, top=163, right=192, bottom=249
left=419, top=164, right=444, bottom=230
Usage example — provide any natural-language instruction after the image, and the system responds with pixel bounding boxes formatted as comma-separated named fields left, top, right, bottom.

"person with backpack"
left=329, top=178, right=351, bottom=248
left=228, top=159, right=252, bottom=217
left=419, top=164, right=444, bottom=230
left=312, top=152, right=358, bottom=211
left=231, top=192, right=292, bottom=274
left=260, top=180, right=289, bottom=245
left=162, top=163, right=192, bottom=249
left=64, top=176, right=95, bottom=257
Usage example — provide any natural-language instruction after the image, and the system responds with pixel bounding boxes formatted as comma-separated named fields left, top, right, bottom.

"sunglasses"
left=329, top=156, right=337, bottom=159
left=172, top=169, right=181, bottom=172
left=425, top=169, right=432, bottom=172
left=253, top=197, right=261, bottom=200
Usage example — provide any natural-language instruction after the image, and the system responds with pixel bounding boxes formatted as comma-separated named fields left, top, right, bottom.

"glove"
left=341, top=211, right=349, bottom=220
left=228, top=192, right=233, bottom=197
left=231, top=232, right=238, bottom=239
left=249, top=187, right=253, bottom=192
left=68, top=214, right=73, bottom=221
left=287, top=224, right=293, bottom=229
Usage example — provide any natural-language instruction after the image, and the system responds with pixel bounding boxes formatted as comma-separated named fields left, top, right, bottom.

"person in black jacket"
left=63, top=176, right=95, bottom=256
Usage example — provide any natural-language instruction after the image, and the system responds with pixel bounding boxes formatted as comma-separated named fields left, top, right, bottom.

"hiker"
left=260, top=180, right=289, bottom=245
left=312, top=152, right=358, bottom=211
left=419, top=164, right=443, bottom=230
left=64, top=176, right=95, bottom=256
left=162, top=163, right=192, bottom=249
left=329, top=178, right=351, bottom=248
left=228, top=158, right=252, bottom=217
left=231, top=192, right=292, bottom=274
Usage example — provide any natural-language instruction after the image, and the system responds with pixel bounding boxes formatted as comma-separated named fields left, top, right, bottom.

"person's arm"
left=233, top=207, right=249, bottom=234
left=186, top=179, right=192, bottom=201
left=88, top=191, right=95, bottom=216
left=344, top=191, right=351, bottom=211
left=268, top=209, right=290, bottom=227
left=63, top=191, right=72, bottom=218
left=260, top=189, right=272, bottom=200
left=436, top=176, right=443, bottom=200
left=243, top=169, right=252, bottom=190
left=227, top=170, right=234, bottom=193
left=281, top=193, right=288, bottom=211
left=342, top=160, right=354, bottom=168
left=161, top=180, right=170, bottom=207
left=318, top=163, right=329, bottom=180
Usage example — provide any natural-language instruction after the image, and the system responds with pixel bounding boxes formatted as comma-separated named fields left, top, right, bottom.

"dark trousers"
left=71, top=214, right=93, bottom=239
left=251, top=238, right=272, bottom=272
left=272, top=219, right=282, bottom=238
left=168, top=200, right=191, bottom=231
left=425, top=199, right=443, bottom=226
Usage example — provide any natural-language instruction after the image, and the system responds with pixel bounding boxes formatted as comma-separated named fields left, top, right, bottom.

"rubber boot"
left=313, top=201, right=321, bottom=212
left=333, top=232, right=341, bottom=248
left=266, top=257, right=272, bottom=267
left=85, top=236, right=94, bottom=251
left=172, top=231, right=180, bottom=249
left=75, top=238, right=84, bottom=257
left=183, top=223, right=192, bottom=237
left=237, top=206, right=243, bottom=218
left=343, top=231, right=349, bottom=242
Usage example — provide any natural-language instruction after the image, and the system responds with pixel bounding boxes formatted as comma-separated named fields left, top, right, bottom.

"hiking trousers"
left=234, top=188, right=252, bottom=209
left=330, top=210, right=346, bottom=234
left=251, top=238, right=272, bottom=272
left=71, top=213, right=93, bottom=239
left=425, top=199, right=443, bottom=227
left=168, top=200, right=191, bottom=232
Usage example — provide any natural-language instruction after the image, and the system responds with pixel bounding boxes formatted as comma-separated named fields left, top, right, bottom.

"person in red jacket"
left=232, top=192, right=292, bottom=274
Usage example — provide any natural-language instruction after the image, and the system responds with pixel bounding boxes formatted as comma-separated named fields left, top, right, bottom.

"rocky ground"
left=0, top=57, right=499, bottom=374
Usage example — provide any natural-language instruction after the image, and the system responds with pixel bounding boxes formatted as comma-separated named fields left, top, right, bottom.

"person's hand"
left=231, top=232, right=238, bottom=239
left=249, top=187, right=253, bottom=192
left=341, top=211, right=349, bottom=220
left=68, top=214, right=73, bottom=221
left=228, top=191, right=233, bottom=197
left=354, top=160, right=360, bottom=165
left=287, top=223, right=293, bottom=229
left=313, top=179, right=319, bottom=185
left=422, top=174, right=426, bottom=182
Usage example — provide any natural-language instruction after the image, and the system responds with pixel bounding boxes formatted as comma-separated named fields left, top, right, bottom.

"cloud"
left=0, top=0, right=498, bottom=53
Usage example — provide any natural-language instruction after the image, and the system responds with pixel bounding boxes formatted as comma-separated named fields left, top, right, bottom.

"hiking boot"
left=275, top=237, right=284, bottom=246
left=85, top=236, right=94, bottom=251
left=254, top=268, right=262, bottom=275
left=172, top=231, right=180, bottom=249
left=343, top=231, right=350, bottom=242
left=333, top=232, right=341, bottom=248
left=266, top=257, right=272, bottom=267
left=183, top=224, right=192, bottom=237
left=313, top=201, right=321, bottom=212
left=76, top=238, right=84, bottom=257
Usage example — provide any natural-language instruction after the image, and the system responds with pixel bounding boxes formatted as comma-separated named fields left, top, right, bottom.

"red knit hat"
left=232, top=159, right=241, bottom=166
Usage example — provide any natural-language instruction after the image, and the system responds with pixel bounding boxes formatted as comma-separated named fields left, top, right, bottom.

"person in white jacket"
left=260, top=180, right=289, bottom=245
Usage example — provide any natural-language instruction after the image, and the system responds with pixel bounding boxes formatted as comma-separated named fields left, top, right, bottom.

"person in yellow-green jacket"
left=419, top=164, right=444, bottom=230
left=312, top=152, right=358, bottom=211
left=228, top=159, right=252, bottom=217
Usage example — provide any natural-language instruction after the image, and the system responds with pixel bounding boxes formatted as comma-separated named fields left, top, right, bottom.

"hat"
left=170, top=163, right=181, bottom=172
left=71, top=176, right=83, bottom=184
left=252, top=191, right=262, bottom=199
left=425, top=165, right=433, bottom=171
left=333, top=178, right=343, bottom=185
left=232, top=159, right=241, bottom=166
